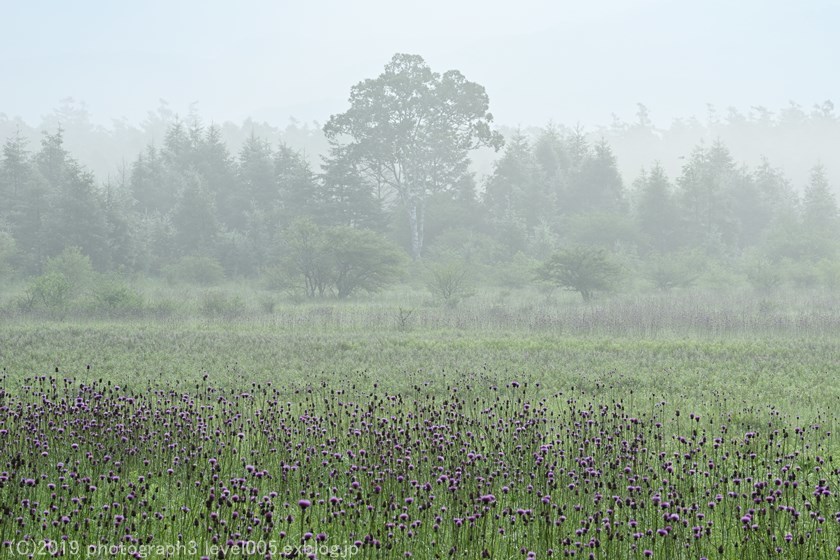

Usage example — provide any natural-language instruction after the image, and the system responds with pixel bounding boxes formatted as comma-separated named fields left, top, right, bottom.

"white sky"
left=1, top=0, right=838, bottom=128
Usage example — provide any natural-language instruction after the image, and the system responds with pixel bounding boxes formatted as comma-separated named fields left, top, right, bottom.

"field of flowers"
left=0, top=294, right=838, bottom=558
left=0, top=372, right=837, bottom=558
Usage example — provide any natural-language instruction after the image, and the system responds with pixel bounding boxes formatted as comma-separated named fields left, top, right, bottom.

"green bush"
left=148, top=298, right=179, bottom=319
left=162, top=256, right=225, bottom=286
left=780, top=258, right=821, bottom=290
left=91, top=278, right=145, bottom=316
left=744, top=258, right=783, bottom=292
left=816, top=258, right=840, bottom=290
left=258, top=295, right=278, bottom=314
left=24, top=272, right=73, bottom=313
left=494, top=251, right=540, bottom=288
left=645, top=251, right=703, bottom=292
left=280, top=219, right=407, bottom=299
left=536, top=247, right=621, bottom=301
left=45, top=247, right=95, bottom=298
left=262, top=264, right=294, bottom=293
left=199, top=290, right=246, bottom=318
left=425, top=259, right=474, bottom=308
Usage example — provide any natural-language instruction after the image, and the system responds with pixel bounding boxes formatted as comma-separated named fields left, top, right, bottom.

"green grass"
left=2, top=319, right=838, bottom=417
left=0, top=288, right=838, bottom=558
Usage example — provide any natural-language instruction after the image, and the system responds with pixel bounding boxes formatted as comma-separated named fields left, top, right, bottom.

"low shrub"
left=162, top=256, right=225, bottom=286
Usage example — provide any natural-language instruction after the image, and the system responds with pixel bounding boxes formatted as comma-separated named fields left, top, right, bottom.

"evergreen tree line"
left=3, top=98, right=838, bottom=192
left=485, top=127, right=837, bottom=264
left=1, top=115, right=838, bottom=296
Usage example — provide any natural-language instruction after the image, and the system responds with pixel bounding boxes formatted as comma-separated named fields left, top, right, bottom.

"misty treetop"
left=1, top=55, right=839, bottom=300
left=324, top=53, right=504, bottom=260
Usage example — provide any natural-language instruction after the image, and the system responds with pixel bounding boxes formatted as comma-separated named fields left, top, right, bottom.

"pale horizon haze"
left=2, top=0, right=838, bottom=130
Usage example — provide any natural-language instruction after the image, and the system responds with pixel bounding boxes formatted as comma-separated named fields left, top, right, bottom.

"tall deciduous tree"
left=324, top=53, right=503, bottom=259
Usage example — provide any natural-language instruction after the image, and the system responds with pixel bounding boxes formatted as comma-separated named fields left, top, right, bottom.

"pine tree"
left=676, top=140, right=741, bottom=250
left=170, top=171, right=219, bottom=257
left=319, top=144, right=385, bottom=230
left=802, top=163, right=839, bottom=237
left=483, top=132, right=540, bottom=229
left=634, top=163, right=681, bottom=253
left=276, top=144, right=319, bottom=222
left=130, top=146, right=169, bottom=213
left=34, top=129, right=109, bottom=267
left=237, top=133, right=277, bottom=213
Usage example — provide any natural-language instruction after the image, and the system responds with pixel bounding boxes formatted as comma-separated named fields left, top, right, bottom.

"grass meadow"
left=0, top=286, right=838, bottom=558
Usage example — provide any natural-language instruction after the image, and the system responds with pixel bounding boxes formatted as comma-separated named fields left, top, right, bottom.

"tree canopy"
left=324, top=53, right=504, bottom=260
left=1, top=59, right=839, bottom=298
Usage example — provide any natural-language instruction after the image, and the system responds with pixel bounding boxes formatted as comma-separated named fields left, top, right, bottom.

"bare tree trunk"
left=417, top=199, right=425, bottom=258
left=406, top=198, right=426, bottom=260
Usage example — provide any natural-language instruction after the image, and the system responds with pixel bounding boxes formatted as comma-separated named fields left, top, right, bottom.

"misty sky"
left=2, top=0, right=838, bottom=129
